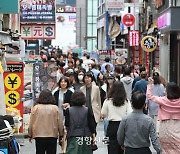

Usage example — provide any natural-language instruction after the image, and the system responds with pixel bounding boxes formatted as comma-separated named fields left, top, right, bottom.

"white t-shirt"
left=101, top=98, right=132, bottom=121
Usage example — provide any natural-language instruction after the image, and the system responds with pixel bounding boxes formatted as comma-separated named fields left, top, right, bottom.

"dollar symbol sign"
left=45, top=27, right=53, bottom=36
left=8, top=93, right=17, bottom=105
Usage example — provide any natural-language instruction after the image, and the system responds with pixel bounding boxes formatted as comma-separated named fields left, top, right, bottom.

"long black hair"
left=107, top=81, right=127, bottom=107
left=153, top=72, right=161, bottom=85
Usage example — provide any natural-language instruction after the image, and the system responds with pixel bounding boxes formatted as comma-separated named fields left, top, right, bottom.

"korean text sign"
left=20, top=0, right=55, bottom=22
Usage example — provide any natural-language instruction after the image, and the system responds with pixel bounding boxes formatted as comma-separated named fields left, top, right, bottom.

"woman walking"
left=80, top=72, right=101, bottom=128
left=65, top=91, right=96, bottom=154
left=28, top=89, right=64, bottom=154
left=146, top=72, right=165, bottom=132
left=147, top=78, right=180, bottom=154
left=101, top=81, right=132, bottom=154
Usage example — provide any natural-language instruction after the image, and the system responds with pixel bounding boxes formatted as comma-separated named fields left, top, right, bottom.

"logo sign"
left=122, top=14, right=135, bottom=27
left=129, top=30, right=139, bottom=46
left=5, top=91, right=20, bottom=107
left=141, top=36, right=157, bottom=52
left=5, top=74, right=21, bottom=90
left=20, top=0, right=55, bottom=22
left=106, top=0, right=124, bottom=11
left=21, top=24, right=55, bottom=39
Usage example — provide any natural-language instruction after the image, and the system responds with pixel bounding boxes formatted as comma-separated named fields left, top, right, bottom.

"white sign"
left=106, top=0, right=124, bottom=11
left=21, top=24, right=55, bottom=39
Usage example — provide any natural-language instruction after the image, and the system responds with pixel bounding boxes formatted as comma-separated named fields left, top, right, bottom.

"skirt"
left=159, top=119, right=180, bottom=154
left=66, top=137, right=93, bottom=154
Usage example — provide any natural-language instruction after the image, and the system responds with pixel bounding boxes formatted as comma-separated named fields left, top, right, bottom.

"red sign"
left=4, top=62, right=24, bottom=133
left=129, top=30, right=139, bottom=46
left=122, top=14, right=135, bottom=27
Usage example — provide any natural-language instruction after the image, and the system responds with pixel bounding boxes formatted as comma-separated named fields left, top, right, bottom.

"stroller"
left=0, top=115, right=19, bottom=154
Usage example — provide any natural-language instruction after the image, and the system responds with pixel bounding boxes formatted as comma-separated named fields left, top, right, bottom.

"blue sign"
left=0, top=148, right=8, bottom=154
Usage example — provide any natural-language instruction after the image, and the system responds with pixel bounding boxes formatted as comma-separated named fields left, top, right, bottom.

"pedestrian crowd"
left=28, top=49, right=180, bottom=154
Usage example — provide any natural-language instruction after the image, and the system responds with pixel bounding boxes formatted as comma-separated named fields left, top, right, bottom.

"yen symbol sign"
left=5, top=74, right=21, bottom=90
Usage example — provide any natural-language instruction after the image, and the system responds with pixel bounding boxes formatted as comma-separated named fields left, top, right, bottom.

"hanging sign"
left=141, top=36, right=157, bottom=52
left=4, top=62, right=24, bottom=133
left=129, top=30, right=139, bottom=46
left=122, top=13, right=135, bottom=27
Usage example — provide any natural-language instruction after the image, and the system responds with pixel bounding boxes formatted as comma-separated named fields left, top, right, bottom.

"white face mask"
left=107, top=79, right=114, bottom=84
left=78, top=75, right=84, bottom=81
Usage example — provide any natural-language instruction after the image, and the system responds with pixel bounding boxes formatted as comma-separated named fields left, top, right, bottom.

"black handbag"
left=91, top=142, right=98, bottom=151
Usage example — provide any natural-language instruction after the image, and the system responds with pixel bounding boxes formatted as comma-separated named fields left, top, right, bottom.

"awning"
left=0, top=31, right=12, bottom=44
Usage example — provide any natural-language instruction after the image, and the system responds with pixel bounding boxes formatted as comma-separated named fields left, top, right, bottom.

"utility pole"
left=127, top=6, right=131, bottom=65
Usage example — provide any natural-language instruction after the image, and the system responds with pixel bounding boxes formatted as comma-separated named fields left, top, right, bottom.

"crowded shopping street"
left=0, top=0, right=180, bottom=154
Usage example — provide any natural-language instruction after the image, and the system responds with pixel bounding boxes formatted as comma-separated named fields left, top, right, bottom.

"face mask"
left=78, top=75, right=84, bottom=81
left=107, top=79, right=114, bottom=84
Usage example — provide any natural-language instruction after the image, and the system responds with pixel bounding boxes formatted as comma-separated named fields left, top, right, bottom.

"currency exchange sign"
left=3, top=62, right=24, bottom=133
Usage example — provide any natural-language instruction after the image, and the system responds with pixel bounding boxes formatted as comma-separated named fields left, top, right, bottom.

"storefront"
left=158, top=7, right=180, bottom=86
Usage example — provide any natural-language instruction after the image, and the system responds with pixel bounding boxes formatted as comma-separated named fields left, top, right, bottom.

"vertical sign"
left=129, top=30, right=139, bottom=46
left=4, top=62, right=24, bottom=133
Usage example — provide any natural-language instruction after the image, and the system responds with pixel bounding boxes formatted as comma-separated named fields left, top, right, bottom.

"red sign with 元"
left=129, top=30, right=139, bottom=46
left=122, top=13, right=135, bottom=27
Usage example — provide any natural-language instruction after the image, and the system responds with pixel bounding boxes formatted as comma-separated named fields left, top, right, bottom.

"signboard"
left=141, top=36, right=157, bottom=52
left=157, top=13, right=170, bottom=29
left=20, top=0, right=55, bottom=22
left=122, top=14, right=135, bottom=27
left=99, top=50, right=114, bottom=64
left=56, top=6, right=76, bottom=13
left=129, top=30, right=139, bottom=46
left=4, top=62, right=24, bottom=132
left=33, top=62, right=57, bottom=101
left=6, top=64, right=23, bottom=73
left=114, top=49, right=127, bottom=65
left=106, top=0, right=124, bottom=11
left=0, top=0, right=19, bottom=13
left=21, top=24, right=55, bottom=40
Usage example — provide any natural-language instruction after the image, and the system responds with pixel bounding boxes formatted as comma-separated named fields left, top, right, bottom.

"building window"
left=87, top=0, right=98, bottom=51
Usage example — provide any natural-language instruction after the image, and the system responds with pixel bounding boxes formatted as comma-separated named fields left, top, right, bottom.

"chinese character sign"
left=129, top=30, right=139, bottom=46
left=21, top=24, right=55, bottom=39
left=141, top=36, right=157, bottom=52
left=20, top=0, right=55, bottom=22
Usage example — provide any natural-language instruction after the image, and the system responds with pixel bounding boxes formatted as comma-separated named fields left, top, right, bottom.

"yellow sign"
left=5, top=91, right=20, bottom=107
left=5, top=73, right=21, bottom=90
left=141, top=36, right=157, bottom=52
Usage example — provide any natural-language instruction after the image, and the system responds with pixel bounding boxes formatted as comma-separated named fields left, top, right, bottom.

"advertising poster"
left=33, top=62, right=57, bottom=102
left=20, top=0, right=55, bottom=22
left=52, top=12, right=76, bottom=51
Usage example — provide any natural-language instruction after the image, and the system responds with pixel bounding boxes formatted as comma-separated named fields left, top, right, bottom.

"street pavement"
left=18, top=121, right=156, bottom=154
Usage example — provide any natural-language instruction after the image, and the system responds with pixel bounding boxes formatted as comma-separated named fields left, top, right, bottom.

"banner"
left=33, top=62, right=57, bottom=102
left=20, top=0, right=55, bottom=22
